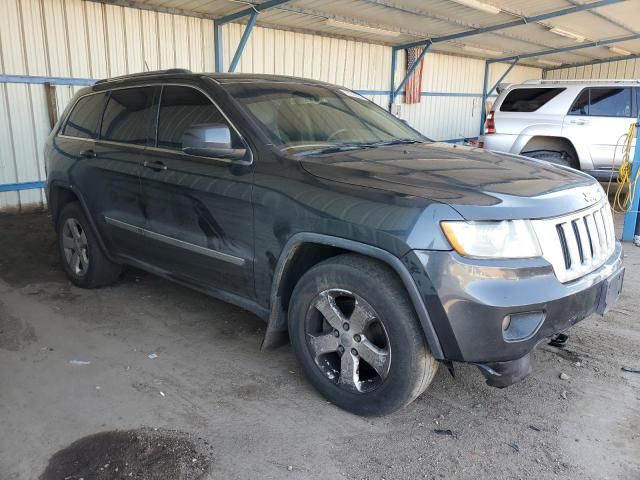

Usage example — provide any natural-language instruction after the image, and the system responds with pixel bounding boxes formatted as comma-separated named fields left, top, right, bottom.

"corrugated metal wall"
left=0, top=0, right=215, bottom=212
left=545, top=58, right=640, bottom=80
left=0, top=0, right=541, bottom=212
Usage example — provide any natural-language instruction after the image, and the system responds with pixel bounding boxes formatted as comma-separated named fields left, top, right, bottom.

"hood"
left=299, top=142, right=602, bottom=220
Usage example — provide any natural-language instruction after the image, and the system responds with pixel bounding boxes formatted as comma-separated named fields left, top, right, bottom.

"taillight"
left=484, top=111, right=496, bottom=135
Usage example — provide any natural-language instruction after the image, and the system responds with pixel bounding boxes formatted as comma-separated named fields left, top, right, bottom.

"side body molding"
left=263, top=232, right=445, bottom=360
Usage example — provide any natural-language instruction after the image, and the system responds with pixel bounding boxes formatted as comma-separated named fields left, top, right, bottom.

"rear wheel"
left=522, top=149, right=578, bottom=169
left=288, top=254, right=438, bottom=416
left=57, top=202, right=122, bottom=288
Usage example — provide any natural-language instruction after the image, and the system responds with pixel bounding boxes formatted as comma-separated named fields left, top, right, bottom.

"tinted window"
left=101, top=87, right=156, bottom=144
left=569, top=89, right=589, bottom=115
left=157, top=86, right=238, bottom=151
left=62, top=93, right=107, bottom=139
left=499, top=88, right=565, bottom=112
left=589, top=87, right=632, bottom=117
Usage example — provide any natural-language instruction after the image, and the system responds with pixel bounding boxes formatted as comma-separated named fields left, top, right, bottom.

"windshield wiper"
left=295, top=144, right=372, bottom=156
left=363, top=139, right=423, bottom=147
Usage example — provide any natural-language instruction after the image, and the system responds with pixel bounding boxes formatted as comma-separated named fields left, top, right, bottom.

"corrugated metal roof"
left=107, top=0, right=640, bottom=68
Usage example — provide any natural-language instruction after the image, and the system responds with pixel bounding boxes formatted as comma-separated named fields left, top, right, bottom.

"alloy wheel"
left=62, top=218, right=90, bottom=277
left=305, top=288, right=391, bottom=393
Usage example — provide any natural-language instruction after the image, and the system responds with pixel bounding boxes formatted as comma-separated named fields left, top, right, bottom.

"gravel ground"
left=0, top=212, right=638, bottom=480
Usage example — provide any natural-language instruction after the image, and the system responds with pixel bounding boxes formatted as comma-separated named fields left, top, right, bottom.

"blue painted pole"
left=214, top=21, right=223, bottom=73
left=479, top=61, right=489, bottom=137
left=228, top=12, right=258, bottom=73
left=621, top=115, right=640, bottom=241
left=388, top=47, right=397, bottom=111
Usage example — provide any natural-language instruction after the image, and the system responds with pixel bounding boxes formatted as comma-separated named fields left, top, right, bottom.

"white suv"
left=481, top=80, right=638, bottom=179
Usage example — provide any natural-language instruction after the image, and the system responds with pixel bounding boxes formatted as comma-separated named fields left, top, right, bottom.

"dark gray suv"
left=45, top=70, right=624, bottom=416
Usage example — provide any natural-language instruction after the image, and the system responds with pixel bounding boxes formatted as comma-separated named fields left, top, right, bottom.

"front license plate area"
left=597, top=267, right=624, bottom=315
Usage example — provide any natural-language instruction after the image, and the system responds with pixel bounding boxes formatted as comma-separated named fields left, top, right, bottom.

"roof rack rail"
left=524, top=78, right=640, bottom=84
left=95, top=68, right=193, bottom=85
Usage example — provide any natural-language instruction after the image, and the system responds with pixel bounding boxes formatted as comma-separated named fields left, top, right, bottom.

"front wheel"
left=288, top=254, right=438, bottom=416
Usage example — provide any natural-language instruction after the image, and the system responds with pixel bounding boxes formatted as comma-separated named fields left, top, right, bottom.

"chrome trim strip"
left=104, top=216, right=245, bottom=266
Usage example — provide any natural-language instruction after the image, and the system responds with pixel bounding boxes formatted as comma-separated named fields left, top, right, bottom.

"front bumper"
left=404, top=243, right=624, bottom=383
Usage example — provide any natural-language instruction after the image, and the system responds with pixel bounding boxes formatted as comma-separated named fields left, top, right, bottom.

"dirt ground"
left=0, top=212, right=639, bottom=480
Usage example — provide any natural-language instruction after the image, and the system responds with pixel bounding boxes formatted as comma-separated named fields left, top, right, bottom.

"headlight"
left=441, top=220, right=542, bottom=259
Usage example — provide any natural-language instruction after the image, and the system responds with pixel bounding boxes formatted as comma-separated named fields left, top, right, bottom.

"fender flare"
left=263, top=232, right=444, bottom=359
left=48, top=181, right=119, bottom=264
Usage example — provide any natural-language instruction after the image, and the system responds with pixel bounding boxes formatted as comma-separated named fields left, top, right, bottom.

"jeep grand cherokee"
left=45, top=70, right=624, bottom=416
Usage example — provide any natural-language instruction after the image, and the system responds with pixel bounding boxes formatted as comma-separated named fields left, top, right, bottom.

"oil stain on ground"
left=39, top=429, right=212, bottom=480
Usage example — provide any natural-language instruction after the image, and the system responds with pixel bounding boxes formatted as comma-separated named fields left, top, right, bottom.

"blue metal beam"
left=216, top=0, right=290, bottom=25
left=0, top=74, right=95, bottom=86
left=622, top=115, right=640, bottom=241
left=228, top=11, right=258, bottom=72
left=490, top=32, right=640, bottom=63
left=543, top=52, right=640, bottom=72
left=395, top=0, right=624, bottom=50
left=390, top=43, right=431, bottom=106
left=214, top=20, right=223, bottom=73
left=388, top=47, right=399, bottom=111
left=488, top=58, right=519, bottom=97
left=214, top=1, right=290, bottom=73
left=479, top=61, right=490, bottom=136
left=0, top=181, right=45, bottom=192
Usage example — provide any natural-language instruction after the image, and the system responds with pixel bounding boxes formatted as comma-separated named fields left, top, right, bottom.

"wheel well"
left=49, top=186, right=79, bottom=228
left=276, top=243, right=348, bottom=313
left=522, top=136, right=578, bottom=162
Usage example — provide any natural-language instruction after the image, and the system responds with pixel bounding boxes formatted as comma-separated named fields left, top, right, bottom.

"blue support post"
left=388, top=47, right=398, bottom=111
left=214, top=20, right=223, bottom=73
left=621, top=115, right=640, bottom=241
left=228, top=11, right=258, bottom=72
left=479, top=61, right=490, bottom=136
left=478, top=58, right=518, bottom=136
left=390, top=42, right=431, bottom=106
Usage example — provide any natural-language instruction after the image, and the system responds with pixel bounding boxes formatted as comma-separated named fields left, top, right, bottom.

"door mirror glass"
left=181, top=123, right=247, bottom=160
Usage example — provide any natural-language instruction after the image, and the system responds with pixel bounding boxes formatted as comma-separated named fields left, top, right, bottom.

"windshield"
left=224, top=82, right=427, bottom=154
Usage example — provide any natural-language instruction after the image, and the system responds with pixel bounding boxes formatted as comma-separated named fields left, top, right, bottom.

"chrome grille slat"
left=575, top=219, right=591, bottom=263
left=585, top=214, right=601, bottom=260
left=532, top=198, right=616, bottom=283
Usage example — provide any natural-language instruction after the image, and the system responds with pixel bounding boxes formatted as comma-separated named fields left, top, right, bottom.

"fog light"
left=502, top=311, right=545, bottom=342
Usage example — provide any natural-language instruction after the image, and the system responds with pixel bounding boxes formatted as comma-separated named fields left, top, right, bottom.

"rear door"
left=93, top=85, right=159, bottom=258
left=59, top=86, right=156, bottom=258
left=137, top=84, right=255, bottom=297
left=563, top=87, right=635, bottom=168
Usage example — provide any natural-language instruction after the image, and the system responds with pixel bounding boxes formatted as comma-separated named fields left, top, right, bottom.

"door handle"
left=143, top=160, right=168, bottom=171
left=569, top=119, right=588, bottom=125
left=79, top=149, right=96, bottom=158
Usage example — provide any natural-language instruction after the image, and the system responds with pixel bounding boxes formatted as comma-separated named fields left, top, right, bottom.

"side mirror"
left=181, top=123, right=247, bottom=161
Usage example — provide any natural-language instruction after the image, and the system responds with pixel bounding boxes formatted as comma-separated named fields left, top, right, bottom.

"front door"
left=138, top=84, right=255, bottom=298
left=563, top=86, right=636, bottom=169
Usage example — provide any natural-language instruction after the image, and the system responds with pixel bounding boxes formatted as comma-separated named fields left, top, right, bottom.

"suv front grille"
left=532, top=200, right=615, bottom=283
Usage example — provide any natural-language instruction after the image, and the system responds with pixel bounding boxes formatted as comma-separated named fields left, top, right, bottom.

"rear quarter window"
left=499, top=88, right=565, bottom=112
left=62, top=93, right=108, bottom=139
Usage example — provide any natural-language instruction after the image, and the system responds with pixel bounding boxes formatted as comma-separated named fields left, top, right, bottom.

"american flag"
left=404, top=47, right=424, bottom=104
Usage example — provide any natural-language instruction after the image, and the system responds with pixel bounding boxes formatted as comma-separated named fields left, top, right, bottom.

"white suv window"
left=568, top=87, right=634, bottom=118
left=499, top=88, right=565, bottom=112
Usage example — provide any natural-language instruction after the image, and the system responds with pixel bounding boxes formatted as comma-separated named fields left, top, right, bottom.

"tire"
left=288, top=254, right=438, bottom=416
left=522, top=149, right=578, bottom=169
left=57, top=202, right=122, bottom=288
